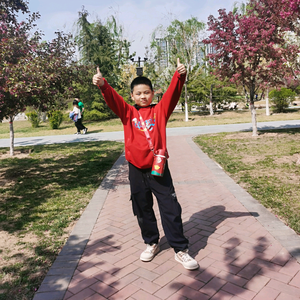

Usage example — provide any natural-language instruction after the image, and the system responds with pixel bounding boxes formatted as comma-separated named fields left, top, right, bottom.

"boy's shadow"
left=160, top=205, right=258, bottom=258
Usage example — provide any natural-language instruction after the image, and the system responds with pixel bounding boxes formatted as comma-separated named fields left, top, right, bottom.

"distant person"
left=72, top=100, right=87, bottom=134
left=92, top=58, right=199, bottom=270
left=75, top=98, right=88, bottom=134
left=75, top=98, right=85, bottom=118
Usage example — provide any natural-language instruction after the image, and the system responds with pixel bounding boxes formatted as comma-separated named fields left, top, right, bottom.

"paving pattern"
left=34, top=136, right=300, bottom=300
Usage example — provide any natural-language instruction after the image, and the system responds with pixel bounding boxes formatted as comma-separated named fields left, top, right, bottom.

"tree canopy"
left=0, top=0, right=29, bottom=23
left=0, top=2, right=78, bottom=154
left=151, top=17, right=206, bottom=120
left=204, top=3, right=300, bottom=135
left=74, top=8, right=133, bottom=120
left=248, top=0, right=300, bottom=74
left=204, top=8, right=295, bottom=101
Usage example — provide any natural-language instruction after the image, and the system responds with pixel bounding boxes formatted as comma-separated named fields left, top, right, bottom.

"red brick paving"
left=60, top=136, right=300, bottom=299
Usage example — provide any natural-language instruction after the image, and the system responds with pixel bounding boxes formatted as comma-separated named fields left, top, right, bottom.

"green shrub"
left=47, top=110, right=64, bottom=129
left=62, top=113, right=70, bottom=122
left=269, top=88, right=296, bottom=113
left=26, top=111, right=40, bottom=128
left=84, top=109, right=111, bottom=121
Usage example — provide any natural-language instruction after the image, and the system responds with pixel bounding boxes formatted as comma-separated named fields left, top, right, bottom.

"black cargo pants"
left=128, top=161, right=189, bottom=253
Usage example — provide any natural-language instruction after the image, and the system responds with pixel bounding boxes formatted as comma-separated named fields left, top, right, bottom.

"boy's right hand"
left=92, top=67, right=104, bottom=87
left=176, top=58, right=186, bottom=75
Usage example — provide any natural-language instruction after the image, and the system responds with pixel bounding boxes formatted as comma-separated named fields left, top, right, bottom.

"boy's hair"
left=130, top=76, right=153, bottom=93
left=73, top=99, right=79, bottom=106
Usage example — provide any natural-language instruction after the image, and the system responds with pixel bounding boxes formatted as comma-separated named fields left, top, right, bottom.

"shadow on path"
left=160, top=205, right=282, bottom=299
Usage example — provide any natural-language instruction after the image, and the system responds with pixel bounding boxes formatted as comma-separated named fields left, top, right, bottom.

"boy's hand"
left=176, top=58, right=186, bottom=75
left=92, top=67, right=104, bottom=87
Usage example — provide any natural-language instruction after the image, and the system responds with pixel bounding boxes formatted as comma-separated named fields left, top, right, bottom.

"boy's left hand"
left=92, top=67, right=104, bottom=87
left=176, top=58, right=186, bottom=75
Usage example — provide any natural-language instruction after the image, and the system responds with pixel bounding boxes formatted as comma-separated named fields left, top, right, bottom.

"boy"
left=92, top=59, right=199, bottom=270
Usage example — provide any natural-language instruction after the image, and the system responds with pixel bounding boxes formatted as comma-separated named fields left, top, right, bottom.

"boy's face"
left=131, top=84, right=154, bottom=107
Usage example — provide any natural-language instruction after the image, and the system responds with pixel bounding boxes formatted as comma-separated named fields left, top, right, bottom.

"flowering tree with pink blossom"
left=248, top=0, right=300, bottom=74
left=204, top=8, right=298, bottom=136
left=246, top=0, right=300, bottom=28
left=0, top=6, right=77, bottom=155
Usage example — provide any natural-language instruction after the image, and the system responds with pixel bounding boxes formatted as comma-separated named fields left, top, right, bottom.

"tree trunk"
left=41, top=111, right=47, bottom=122
left=184, top=81, right=188, bottom=122
left=265, top=86, right=270, bottom=116
left=9, top=116, right=14, bottom=156
left=250, top=101, right=258, bottom=136
left=209, top=84, right=214, bottom=115
left=243, top=84, right=250, bottom=109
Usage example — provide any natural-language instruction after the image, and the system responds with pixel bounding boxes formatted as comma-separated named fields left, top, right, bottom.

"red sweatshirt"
left=99, top=71, right=186, bottom=169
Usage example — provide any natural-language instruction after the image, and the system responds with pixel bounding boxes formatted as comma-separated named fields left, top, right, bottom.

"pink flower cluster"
left=278, top=0, right=300, bottom=18
left=290, top=0, right=300, bottom=11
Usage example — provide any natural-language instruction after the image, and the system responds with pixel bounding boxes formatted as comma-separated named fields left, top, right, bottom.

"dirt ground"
left=0, top=150, right=31, bottom=159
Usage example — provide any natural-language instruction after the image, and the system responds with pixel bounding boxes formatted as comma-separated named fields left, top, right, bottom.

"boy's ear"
left=130, top=93, right=134, bottom=101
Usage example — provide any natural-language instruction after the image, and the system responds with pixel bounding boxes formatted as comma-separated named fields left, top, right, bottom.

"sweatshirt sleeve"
left=158, top=71, right=186, bottom=120
left=99, top=79, right=130, bottom=123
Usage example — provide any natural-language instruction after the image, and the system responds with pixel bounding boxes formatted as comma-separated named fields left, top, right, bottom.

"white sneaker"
left=140, top=243, right=160, bottom=262
left=175, top=249, right=199, bottom=270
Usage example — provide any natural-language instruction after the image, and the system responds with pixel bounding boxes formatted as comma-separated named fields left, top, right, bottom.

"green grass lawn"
left=194, top=128, right=300, bottom=235
left=0, top=141, right=124, bottom=300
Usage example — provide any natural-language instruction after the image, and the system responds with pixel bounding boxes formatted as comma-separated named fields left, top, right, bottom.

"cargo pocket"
left=130, top=194, right=142, bottom=217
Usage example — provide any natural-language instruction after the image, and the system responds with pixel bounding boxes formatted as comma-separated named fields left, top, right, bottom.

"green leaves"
left=269, top=88, right=296, bottom=112
left=73, top=8, right=133, bottom=121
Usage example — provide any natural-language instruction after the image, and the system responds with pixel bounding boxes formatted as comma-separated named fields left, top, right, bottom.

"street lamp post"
left=130, top=56, right=148, bottom=76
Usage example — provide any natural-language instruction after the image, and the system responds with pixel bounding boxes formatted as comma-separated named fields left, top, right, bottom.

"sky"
left=25, top=0, right=238, bottom=56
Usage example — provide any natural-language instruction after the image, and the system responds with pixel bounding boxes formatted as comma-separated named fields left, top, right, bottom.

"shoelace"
left=178, top=252, right=192, bottom=262
left=146, top=245, right=156, bottom=253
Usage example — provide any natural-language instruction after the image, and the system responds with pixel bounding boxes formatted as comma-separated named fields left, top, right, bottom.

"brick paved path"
left=34, top=136, right=300, bottom=300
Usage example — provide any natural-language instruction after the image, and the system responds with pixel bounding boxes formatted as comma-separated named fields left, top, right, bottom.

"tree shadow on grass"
left=0, top=141, right=124, bottom=234
left=256, top=127, right=300, bottom=134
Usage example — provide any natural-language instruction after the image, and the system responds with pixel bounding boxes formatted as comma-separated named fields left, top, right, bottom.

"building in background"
left=154, top=38, right=214, bottom=69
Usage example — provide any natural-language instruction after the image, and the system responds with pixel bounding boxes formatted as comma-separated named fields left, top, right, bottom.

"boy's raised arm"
left=92, top=67, right=105, bottom=87
left=92, top=66, right=130, bottom=122
left=159, top=58, right=186, bottom=118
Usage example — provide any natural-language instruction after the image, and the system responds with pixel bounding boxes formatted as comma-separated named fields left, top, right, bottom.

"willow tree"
left=75, top=8, right=133, bottom=120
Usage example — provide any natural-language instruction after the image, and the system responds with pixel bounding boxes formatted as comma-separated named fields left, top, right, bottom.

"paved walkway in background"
left=1, top=120, right=300, bottom=148
left=33, top=133, right=300, bottom=300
